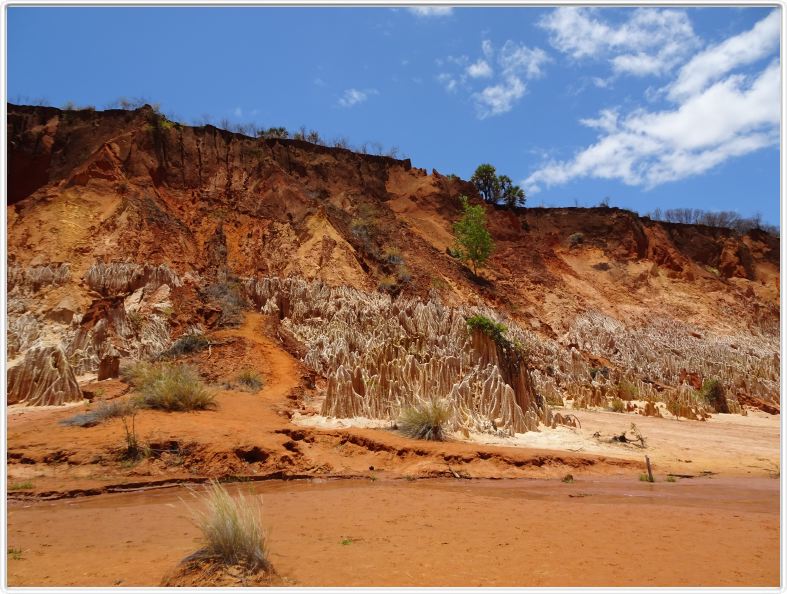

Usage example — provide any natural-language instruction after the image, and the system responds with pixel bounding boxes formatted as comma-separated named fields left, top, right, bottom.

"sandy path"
left=7, top=476, right=778, bottom=587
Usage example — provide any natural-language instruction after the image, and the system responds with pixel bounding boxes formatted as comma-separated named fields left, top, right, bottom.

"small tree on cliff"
left=453, top=196, right=494, bottom=276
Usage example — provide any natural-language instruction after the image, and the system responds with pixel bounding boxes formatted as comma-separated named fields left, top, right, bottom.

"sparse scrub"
left=639, top=473, right=653, bottom=482
left=617, top=379, right=639, bottom=401
left=188, top=480, right=271, bottom=571
left=395, top=264, right=412, bottom=284
left=129, top=362, right=215, bottom=411
left=568, top=232, right=584, bottom=247
left=666, top=475, right=677, bottom=482
left=160, top=332, right=210, bottom=359
left=381, top=245, right=403, bottom=265
left=236, top=369, right=264, bottom=392
left=378, top=274, right=398, bottom=293
left=561, top=474, right=574, bottom=483
left=699, top=378, right=728, bottom=413
left=7, top=547, right=23, bottom=560
left=397, top=399, right=450, bottom=441
left=9, top=481, right=33, bottom=491
left=202, top=280, right=247, bottom=327
left=608, top=397, right=625, bottom=413
left=60, top=399, right=136, bottom=427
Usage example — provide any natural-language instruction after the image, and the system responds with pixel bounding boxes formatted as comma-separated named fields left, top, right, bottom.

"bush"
left=160, top=332, right=210, bottom=359
left=378, top=275, right=398, bottom=293
left=699, top=379, right=728, bottom=413
left=396, top=265, right=412, bottom=284
left=189, top=480, right=271, bottom=570
left=236, top=369, right=264, bottom=392
left=129, top=363, right=215, bottom=411
left=60, top=399, right=137, bottom=427
left=617, top=379, right=639, bottom=401
left=397, top=399, right=450, bottom=441
left=568, top=232, right=584, bottom=247
left=466, top=314, right=509, bottom=348
left=381, top=245, right=403, bottom=265
left=608, top=397, right=625, bottom=413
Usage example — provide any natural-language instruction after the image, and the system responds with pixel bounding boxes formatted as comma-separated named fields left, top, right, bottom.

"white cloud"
left=539, top=7, right=699, bottom=77
left=472, top=41, right=549, bottom=117
left=525, top=60, right=780, bottom=191
left=481, top=39, right=493, bottom=59
left=668, top=10, right=780, bottom=101
left=473, top=76, right=526, bottom=118
left=438, top=39, right=550, bottom=118
left=337, top=88, right=378, bottom=108
left=498, top=41, right=550, bottom=79
left=466, top=59, right=493, bottom=78
left=437, top=73, right=458, bottom=92
left=408, top=6, right=453, bottom=17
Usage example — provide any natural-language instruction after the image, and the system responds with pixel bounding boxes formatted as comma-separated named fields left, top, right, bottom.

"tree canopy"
left=471, top=165, right=526, bottom=209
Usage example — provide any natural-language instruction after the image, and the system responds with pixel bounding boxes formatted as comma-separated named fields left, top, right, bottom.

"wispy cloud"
left=338, top=88, right=378, bottom=108
left=539, top=7, right=699, bottom=77
left=407, top=6, right=453, bottom=17
left=438, top=39, right=550, bottom=118
left=667, top=9, right=780, bottom=101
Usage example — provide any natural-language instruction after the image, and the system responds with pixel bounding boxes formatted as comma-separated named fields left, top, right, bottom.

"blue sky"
left=7, top=6, right=781, bottom=224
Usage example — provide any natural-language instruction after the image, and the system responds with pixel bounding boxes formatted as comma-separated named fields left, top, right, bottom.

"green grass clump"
left=189, top=480, right=270, bottom=571
left=666, top=475, right=677, bottom=483
left=7, top=547, right=22, bottom=560
left=236, top=369, right=264, bottom=392
left=397, top=399, right=450, bottom=441
left=639, top=473, right=654, bottom=483
left=128, top=362, right=215, bottom=411
left=9, top=481, right=33, bottom=491
left=561, top=474, right=574, bottom=484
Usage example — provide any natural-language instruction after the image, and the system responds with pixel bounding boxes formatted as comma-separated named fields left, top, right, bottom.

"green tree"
left=453, top=196, right=494, bottom=276
left=499, top=175, right=526, bottom=209
left=471, top=164, right=500, bottom=204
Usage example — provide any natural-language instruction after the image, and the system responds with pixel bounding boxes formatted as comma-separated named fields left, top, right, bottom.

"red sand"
left=7, top=476, right=779, bottom=587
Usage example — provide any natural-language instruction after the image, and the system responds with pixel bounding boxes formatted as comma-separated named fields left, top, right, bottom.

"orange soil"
left=7, top=476, right=778, bottom=587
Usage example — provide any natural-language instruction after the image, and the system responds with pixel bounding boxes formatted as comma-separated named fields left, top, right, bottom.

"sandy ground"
left=7, top=476, right=779, bottom=587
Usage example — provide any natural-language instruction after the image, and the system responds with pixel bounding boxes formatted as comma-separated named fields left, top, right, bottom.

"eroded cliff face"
left=7, top=104, right=779, bottom=414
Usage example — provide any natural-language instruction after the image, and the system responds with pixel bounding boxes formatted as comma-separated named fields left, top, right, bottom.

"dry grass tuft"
left=187, top=480, right=271, bottom=571
left=61, top=399, right=136, bottom=427
left=236, top=369, right=264, bottom=392
left=397, top=399, right=450, bottom=441
left=127, top=362, right=215, bottom=411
